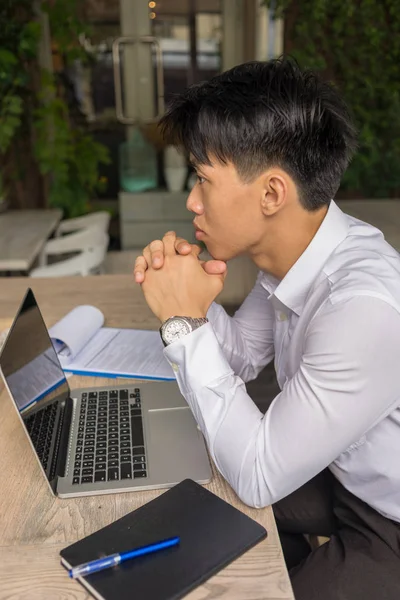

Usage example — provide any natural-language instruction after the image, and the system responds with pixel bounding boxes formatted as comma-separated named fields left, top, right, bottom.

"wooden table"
left=0, top=209, right=62, bottom=272
left=0, top=275, right=293, bottom=600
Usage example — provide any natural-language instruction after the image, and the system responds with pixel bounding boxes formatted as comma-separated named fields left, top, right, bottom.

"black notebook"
left=60, top=479, right=267, bottom=600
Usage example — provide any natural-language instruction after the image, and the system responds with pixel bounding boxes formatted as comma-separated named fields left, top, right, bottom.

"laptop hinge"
left=51, top=397, right=74, bottom=482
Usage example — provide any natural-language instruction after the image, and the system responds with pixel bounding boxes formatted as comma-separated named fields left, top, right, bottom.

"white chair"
left=30, top=232, right=109, bottom=278
left=39, top=226, right=108, bottom=267
left=55, top=211, right=111, bottom=237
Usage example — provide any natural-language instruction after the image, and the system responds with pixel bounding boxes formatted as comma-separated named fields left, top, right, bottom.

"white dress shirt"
left=164, top=200, right=400, bottom=521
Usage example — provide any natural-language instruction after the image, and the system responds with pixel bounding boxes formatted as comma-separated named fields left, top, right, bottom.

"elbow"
left=238, top=493, right=262, bottom=509
left=234, top=472, right=272, bottom=509
left=236, top=487, right=270, bottom=509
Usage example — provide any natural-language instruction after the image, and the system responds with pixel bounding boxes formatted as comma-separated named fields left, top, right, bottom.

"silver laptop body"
left=0, top=289, right=211, bottom=498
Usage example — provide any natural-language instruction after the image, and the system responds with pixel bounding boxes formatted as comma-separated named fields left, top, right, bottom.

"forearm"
left=206, top=303, right=260, bottom=380
left=207, top=296, right=274, bottom=382
left=164, top=323, right=267, bottom=506
left=165, top=296, right=400, bottom=509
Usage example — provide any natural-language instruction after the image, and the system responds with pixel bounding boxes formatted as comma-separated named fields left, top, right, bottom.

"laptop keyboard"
left=72, top=388, right=147, bottom=485
left=26, top=402, right=58, bottom=471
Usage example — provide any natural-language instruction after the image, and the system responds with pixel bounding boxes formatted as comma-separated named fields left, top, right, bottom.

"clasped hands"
left=133, top=231, right=227, bottom=323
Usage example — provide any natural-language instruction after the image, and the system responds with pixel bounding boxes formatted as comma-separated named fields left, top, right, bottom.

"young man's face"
left=187, top=158, right=267, bottom=262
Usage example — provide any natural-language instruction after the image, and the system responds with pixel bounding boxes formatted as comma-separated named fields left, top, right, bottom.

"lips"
left=193, top=222, right=206, bottom=241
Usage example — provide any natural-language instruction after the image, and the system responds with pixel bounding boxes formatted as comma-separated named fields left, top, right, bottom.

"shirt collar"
left=260, top=200, right=349, bottom=316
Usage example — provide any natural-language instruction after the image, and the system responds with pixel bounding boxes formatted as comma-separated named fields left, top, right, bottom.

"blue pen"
left=68, top=536, right=180, bottom=579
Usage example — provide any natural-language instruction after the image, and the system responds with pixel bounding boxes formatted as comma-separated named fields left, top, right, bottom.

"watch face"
left=164, top=318, right=191, bottom=344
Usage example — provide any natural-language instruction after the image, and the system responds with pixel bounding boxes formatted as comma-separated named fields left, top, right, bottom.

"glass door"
left=82, top=1, right=224, bottom=192
left=72, top=1, right=251, bottom=250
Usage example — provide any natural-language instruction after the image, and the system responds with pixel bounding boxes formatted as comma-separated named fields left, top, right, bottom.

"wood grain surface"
left=0, top=209, right=62, bottom=271
left=0, top=275, right=293, bottom=599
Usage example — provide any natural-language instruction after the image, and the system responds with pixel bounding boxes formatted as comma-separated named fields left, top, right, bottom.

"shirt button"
left=278, top=312, right=287, bottom=321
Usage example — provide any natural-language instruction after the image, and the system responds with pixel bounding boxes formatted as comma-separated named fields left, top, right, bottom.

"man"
left=133, top=59, right=400, bottom=599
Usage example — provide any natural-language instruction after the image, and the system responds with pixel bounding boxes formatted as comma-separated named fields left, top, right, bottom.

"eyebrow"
left=189, top=158, right=209, bottom=171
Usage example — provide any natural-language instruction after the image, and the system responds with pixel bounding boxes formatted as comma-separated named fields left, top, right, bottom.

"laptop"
left=0, top=289, right=211, bottom=498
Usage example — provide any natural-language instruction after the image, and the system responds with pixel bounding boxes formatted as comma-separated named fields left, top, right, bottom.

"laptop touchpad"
left=146, top=408, right=211, bottom=483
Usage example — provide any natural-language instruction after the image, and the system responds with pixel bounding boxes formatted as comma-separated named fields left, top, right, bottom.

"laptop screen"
left=0, top=288, right=69, bottom=417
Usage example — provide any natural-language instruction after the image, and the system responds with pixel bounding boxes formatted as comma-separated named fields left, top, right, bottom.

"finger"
left=148, top=239, right=165, bottom=267
left=174, top=237, right=194, bottom=255
left=191, top=244, right=202, bottom=258
left=201, top=260, right=227, bottom=275
left=133, top=255, right=148, bottom=283
left=142, top=246, right=152, bottom=267
left=162, top=231, right=177, bottom=255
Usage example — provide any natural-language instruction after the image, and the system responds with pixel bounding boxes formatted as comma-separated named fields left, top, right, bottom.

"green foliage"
left=0, top=0, right=109, bottom=214
left=34, top=74, right=109, bottom=217
left=42, top=0, right=92, bottom=63
left=264, top=0, right=400, bottom=197
left=0, top=2, right=41, bottom=155
left=0, top=94, right=23, bottom=154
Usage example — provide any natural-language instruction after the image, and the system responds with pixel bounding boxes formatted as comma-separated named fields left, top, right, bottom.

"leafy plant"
left=0, top=0, right=109, bottom=214
left=264, top=0, right=400, bottom=198
left=0, top=2, right=41, bottom=204
left=0, top=11, right=40, bottom=152
left=33, top=71, right=109, bottom=217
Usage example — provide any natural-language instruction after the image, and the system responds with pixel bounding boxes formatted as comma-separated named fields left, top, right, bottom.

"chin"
left=205, top=242, right=238, bottom=262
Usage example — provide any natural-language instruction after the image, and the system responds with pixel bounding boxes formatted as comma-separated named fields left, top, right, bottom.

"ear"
left=260, top=170, right=289, bottom=217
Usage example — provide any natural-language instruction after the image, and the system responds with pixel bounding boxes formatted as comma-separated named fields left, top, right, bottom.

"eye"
left=197, top=174, right=206, bottom=185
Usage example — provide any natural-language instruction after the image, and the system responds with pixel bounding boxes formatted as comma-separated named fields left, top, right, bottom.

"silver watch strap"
left=188, top=317, right=209, bottom=330
left=160, top=316, right=209, bottom=346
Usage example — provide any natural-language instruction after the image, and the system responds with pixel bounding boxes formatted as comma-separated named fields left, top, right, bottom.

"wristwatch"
left=160, top=316, right=209, bottom=346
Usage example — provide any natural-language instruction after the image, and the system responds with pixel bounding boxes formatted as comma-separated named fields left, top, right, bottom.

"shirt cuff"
left=163, top=322, right=233, bottom=395
left=206, top=301, right=225, bottom=320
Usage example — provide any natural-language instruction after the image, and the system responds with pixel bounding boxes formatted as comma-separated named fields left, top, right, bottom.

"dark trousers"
left=273, top=470, right=400, bottom=600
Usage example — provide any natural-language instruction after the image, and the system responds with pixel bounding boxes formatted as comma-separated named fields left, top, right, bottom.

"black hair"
left=160, top=58, right=357, bottom=211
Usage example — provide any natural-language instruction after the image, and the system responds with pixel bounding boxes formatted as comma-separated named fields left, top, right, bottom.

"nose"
left=186, top=186, right=204, bottom=215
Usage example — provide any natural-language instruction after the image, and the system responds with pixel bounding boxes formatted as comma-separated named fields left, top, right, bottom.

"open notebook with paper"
left=49, top=305, right=175, bottom=381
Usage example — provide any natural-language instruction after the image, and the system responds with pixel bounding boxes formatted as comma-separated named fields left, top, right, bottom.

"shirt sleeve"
left=164, top=295, right=400, bottom=508
left=205, top=272, right=275, bottom=382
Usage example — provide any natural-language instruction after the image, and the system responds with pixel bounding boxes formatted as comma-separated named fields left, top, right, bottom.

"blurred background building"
left=0, top=0, right=399, bottom=301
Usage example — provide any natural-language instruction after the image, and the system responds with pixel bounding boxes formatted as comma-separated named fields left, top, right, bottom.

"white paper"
left=62, top=328, right=175, bottom=380
left=49, top=305, right=104, bottom=362
left=50, top=305, right=175, bottom=381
